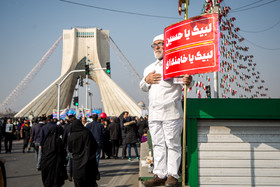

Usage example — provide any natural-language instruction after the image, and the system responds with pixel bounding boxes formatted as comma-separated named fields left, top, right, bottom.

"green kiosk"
left=140, top=99, right=280, bottom=187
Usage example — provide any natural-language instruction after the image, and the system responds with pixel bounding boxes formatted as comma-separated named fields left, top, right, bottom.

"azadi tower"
left=15, top=28, right=142, bottom=117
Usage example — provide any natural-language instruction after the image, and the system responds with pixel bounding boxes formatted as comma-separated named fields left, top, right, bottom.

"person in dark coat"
left=0, top=159, right=6, bottom=187
left=31, top=116, right=46, bottom=170
left=62, top=115, right=75, bottom=181
left=101, top=119, right=112, bottom=159
left=86, top=114, right=106, bottom=167
left=3, top=118, right=16, bottom=153
left=40, top=115, right=67, bottom=187
left=120, top=111, right=130, bottom=159
left=21, top=119, right=31, bottom=153
left=124, top=118, right=139, bottom=161
left=137, top=117, right=148, bottom=140
left=15, top=118, right=23, bottom=140
left=68, top=119, right=98, bottom=187
left=108, top=117, right=121, bottom=159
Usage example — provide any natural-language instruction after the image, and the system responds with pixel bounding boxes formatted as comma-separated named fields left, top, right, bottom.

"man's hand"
left=145, top=70, right=162, bottom=84
left=183, top=74, right=193, bottom=86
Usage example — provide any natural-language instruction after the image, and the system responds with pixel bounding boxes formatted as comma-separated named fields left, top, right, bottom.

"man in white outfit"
left=140, top=34, right=193, bottom=187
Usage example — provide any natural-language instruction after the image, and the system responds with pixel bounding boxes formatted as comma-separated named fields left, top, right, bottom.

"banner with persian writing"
left=163, top=13, right=220, bottom=80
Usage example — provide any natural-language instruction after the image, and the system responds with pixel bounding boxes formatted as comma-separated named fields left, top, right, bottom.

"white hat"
left=153, top=34, right=164, bottom=42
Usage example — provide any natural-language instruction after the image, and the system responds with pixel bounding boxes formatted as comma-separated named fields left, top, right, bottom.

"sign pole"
left=173, top=2, right=219, bottom=186
left=182, top=1, right=188, bottom=187
left=182, top=85, right=187, bottom=187
left=213, top=1, right=220, bottom=98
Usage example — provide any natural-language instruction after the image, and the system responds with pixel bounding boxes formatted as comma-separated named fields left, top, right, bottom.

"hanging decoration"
left=185, top=0, right=268, bottom=99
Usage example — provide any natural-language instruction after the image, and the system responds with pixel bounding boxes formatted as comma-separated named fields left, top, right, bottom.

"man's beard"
left=154, top=50, right=163, bottom=60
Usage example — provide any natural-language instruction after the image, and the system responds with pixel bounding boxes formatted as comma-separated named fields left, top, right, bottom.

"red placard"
left=163, top=13, right=220, bottom=80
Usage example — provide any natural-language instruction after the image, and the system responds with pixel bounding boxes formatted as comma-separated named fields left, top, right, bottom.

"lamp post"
left=57, top=69, right=85, bottom=120
left=85, top=46, right=90, bottom=109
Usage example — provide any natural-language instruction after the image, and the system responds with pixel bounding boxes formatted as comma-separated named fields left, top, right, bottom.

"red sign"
left=163, top=13, right=220, bottom=80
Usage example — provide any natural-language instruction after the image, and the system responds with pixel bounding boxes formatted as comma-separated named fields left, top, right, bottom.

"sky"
left=0, top=0, right=279, bottom=113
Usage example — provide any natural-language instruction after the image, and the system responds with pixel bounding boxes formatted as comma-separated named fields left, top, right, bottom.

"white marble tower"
left=15, top=28, right=142, bottom=117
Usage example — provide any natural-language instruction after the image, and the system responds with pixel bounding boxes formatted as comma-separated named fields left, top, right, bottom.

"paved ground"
left=1, top=140, right=140, bottom=187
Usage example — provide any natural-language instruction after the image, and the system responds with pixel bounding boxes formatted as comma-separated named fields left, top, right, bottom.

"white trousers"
left=148, top=119, right=183, bottom=179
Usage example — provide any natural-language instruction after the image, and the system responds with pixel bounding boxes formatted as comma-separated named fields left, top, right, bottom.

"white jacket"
left=140, top=59, right=187, bottom=121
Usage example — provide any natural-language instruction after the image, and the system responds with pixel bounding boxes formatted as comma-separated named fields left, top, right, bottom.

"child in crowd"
left=141, top=128, right=148, bottom=143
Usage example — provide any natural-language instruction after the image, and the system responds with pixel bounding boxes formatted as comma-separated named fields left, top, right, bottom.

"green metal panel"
left=187, top=118, right=198, bottom=187
left=186, top=98, right=280, bottom=119
left=185, top=98, right=280, bottom=187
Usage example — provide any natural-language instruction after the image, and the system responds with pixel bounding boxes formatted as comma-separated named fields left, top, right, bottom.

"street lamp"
left=85, top=46, right=90, bottom=109
left=57, top=69, right=85, bottom=120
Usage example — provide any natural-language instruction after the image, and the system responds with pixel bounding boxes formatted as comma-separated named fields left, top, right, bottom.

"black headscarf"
left=70, top=119, right=85, bottom=132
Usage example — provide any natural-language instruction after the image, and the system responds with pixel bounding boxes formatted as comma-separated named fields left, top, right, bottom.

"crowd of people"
left=0, top=111, right=149, bottom=187
left=0, top=33, right=193, bottom=187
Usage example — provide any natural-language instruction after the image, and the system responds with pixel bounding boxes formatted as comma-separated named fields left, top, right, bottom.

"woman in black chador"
left=40, top=119, right=67, bottom=187
left=68, top=119, right=99, bottom=187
